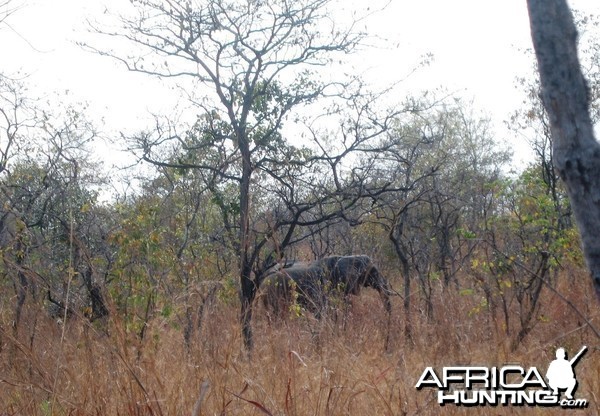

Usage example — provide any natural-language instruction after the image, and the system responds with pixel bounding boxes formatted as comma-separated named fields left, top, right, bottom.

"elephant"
left=259, top=255, right=392, bottom=318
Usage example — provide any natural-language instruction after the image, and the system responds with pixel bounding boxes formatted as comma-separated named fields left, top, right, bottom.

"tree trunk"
left=389, top=227, right=412, bottom=343
left=240, top=261, right=255, bottom=352
left=238, top=132, right=256, bottom=352
left=527, top=0, right=600, bottom=300
left=12, top=240, right=28, bottom=337
left=81, top=267, right=109, bottom=321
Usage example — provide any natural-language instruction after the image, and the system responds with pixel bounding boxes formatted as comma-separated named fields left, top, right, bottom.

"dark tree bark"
left=527, top=0, right=600, bottom=300
left=389, top=223, right=412, bottom=343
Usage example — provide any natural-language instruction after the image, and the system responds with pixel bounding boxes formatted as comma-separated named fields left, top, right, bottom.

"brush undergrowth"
left=1, top=270, right=598, bottom=415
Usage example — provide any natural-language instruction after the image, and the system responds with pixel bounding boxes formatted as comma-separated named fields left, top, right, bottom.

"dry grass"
left=1, top=270, right=598, bottom=415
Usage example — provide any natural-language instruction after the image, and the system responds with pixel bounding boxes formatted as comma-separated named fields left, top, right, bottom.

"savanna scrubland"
left=1, top=0, right=599, bottom=414
left=1, top=263, right=598, bottom=415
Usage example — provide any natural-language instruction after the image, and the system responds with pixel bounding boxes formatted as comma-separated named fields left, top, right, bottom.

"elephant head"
left=327, top=255, right=392, bottom=314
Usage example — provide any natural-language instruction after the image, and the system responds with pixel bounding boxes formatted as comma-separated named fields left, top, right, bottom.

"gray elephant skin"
left=259, top=255, right=392, bottom=318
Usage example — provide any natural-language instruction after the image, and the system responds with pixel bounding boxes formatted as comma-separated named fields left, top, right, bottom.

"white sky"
left=1, top=0, right=599, bottom=168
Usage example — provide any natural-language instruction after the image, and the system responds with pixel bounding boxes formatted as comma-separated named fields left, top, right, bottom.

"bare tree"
left=89, top=0, right=405, bottom=350
left=527, top=0, right=600, bottom=300
left=1, top=101, right=109, bottom=324
left=0, top=0, right=20, bottom=27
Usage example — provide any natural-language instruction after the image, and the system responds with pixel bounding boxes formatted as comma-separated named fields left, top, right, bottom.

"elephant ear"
left=361, top=256, right=381, bottom=288
left=321, top=256, right=341, bottom=276
left=359, top=255, right=371, bottom=270
left=353, top=256, right=370, bottom=278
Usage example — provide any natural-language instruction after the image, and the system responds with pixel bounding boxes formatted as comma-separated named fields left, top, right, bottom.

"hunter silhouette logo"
left=546, top=346, right=587, bottom=400
left=415, top=346, right=588, bottom=408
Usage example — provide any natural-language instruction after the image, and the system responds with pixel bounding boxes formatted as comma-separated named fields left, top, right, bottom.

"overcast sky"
left=1, top=0, right=599, bottom=166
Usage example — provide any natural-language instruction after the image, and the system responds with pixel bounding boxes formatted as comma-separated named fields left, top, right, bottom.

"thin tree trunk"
left=238, top=132, right=256, bottom=352
left=389, top=227, right=412, bottom=343
left=240, top=261, right=255, bottom=352
left=527, top=0, right=600, bottom=300
left=12, top=240, right=28, bottom=337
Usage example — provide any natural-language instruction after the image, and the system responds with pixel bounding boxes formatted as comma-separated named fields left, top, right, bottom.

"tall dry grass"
left=1, top=269, right=598, bottom=415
